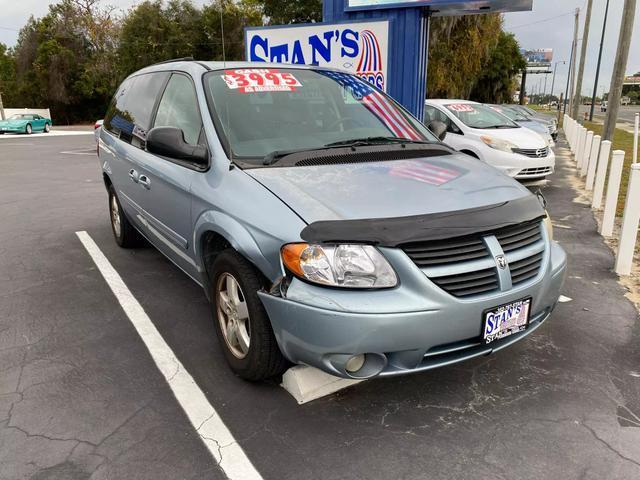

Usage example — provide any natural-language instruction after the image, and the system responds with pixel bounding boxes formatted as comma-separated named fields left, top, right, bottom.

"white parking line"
left=76, top=231, right=262, bottom=480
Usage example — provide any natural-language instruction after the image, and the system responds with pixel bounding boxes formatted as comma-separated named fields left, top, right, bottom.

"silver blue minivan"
left=98, top=60, right=567, bottom=381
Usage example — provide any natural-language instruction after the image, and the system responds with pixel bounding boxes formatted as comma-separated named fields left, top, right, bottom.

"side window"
left=153, top=74, right=203, bottom=146
left=104, top=72, right=169, bottom=147
left=427, top=106, right=461, bottom=135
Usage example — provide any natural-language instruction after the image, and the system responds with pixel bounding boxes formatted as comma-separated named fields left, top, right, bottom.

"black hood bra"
left=300, top=194, right=546, bottom=247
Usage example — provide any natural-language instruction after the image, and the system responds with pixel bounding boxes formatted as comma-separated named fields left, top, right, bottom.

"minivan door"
left=134, top=73, right=204, bottom=280
left=101, top=72, right=170, bottom=231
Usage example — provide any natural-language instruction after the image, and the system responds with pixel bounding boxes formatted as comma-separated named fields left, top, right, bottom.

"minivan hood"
left=247, top=152, right=531, bottom=224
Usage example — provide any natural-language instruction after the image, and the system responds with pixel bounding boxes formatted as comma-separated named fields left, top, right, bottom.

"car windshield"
left=204, top=68, right=436, bottom=160
left=488, top=105, right=529, bottom=122
left=445, top=103, right=518, bottom=129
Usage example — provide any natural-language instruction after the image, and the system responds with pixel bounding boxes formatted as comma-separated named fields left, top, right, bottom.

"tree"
left=0, top=43, right=17, bottom=107
left=250, top=0, right=322, bottom=24
left=470, top=31, right=526, bottom=103
left=10, top=0, right=120, bottom=122
left=427, top=14, right=503, bottom=99
left=202, top=0, right=263, bottom=61
left=117, top=0, right=208, bottom=76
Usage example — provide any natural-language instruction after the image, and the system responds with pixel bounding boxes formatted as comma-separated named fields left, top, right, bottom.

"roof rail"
left=152, top=57, right=194, bottom=66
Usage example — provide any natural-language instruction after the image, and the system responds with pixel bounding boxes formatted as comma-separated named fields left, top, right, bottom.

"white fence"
left=563, top=112, right=640, bottom=276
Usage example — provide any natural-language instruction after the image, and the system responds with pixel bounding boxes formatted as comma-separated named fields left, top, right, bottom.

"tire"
left=210, top=249, right=287, bottom=381
left=25, top=124, right=32, bottom=134
left=44, top=123, right=51, bottom=133
left=108, top=185, right=142, bottom=248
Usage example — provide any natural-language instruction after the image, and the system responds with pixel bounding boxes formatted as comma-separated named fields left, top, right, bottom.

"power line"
left=506, top=11, right=576, bottom=30
left=0, top=26, right=20, bottom=32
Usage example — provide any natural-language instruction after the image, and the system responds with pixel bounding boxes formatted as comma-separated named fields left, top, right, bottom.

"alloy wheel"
left=110, top=195, right=121, bottom=238
left=216, top=272, right=251, bottom=359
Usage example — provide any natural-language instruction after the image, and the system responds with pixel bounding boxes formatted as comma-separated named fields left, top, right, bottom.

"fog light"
left=345, top=354, right=366, bottom=373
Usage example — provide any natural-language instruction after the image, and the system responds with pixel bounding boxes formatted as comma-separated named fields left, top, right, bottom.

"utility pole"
left=519, top=70, right=527, bottom=105
left=550, top=61, right=566, bottom=106
left=564, top=40, right=575, bottom=114
left=543, top=72, right=549, bottom=103
left=572, top=0, right=593, bottom=119
left=568, top=8, right=580, bottom=118
left=603, top=0, right=637, bottom=141
left=0, top=92, right=4, bottom=121
left=590, top=0, right=610, bottom=121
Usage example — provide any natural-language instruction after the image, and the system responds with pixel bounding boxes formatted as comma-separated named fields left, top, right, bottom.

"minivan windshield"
left=204, top=68, right=436, bottom=160
left=445, top=103, right=519, bottom=129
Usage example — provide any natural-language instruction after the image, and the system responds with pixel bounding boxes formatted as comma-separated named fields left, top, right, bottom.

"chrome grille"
left=402, top=220, right=546, bottom=298
left=512, top=146, right=549, bottom=158
left=430, top=266, right=499, bottom=298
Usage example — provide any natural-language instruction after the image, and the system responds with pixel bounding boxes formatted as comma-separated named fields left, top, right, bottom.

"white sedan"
left=424, top=99, right=555, bottom=180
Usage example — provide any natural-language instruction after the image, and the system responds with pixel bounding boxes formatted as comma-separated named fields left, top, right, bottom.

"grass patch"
left=583, top=121, right=637, bottom=216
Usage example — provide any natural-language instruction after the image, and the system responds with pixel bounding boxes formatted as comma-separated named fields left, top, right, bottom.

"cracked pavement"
left=1, top=134, right=639, bottom=479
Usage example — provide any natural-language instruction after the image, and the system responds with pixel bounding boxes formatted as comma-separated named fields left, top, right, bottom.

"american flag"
left=387, top=160, right=461, bottom=186
left=320, top=71, right=424, bottom=141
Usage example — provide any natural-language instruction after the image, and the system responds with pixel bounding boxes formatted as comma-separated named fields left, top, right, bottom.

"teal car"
left=0, top=113, right=52, bottom=134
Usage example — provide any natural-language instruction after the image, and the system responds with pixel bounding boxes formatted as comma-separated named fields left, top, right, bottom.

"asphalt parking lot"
left=1, top=133, right=640, bottom=479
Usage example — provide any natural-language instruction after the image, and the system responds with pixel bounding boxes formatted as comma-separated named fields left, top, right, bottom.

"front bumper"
left=0, top=125, right=26, bottom=133
left=480, top=147, right=556, bottom=179
left=259, top=241, right=567, bottom=379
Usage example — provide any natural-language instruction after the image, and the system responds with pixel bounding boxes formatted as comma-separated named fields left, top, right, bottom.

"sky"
left=503, top=0, right=640, bottom=98
left=1, top=0, right=639, bottom=98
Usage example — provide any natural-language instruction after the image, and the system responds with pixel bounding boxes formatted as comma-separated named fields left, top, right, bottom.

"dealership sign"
left=245, top=21, right=390, bottom=91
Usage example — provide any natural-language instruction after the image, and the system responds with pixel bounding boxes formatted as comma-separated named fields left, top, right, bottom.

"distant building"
left=622, top=75, right=640, bottom=95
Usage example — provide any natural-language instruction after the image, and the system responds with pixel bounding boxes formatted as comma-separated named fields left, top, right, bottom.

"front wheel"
left=210, top=250, right=287, bottom=381
left=25, top=124, right=32, bottom=134
left=44, top=123, right=51, bottom=133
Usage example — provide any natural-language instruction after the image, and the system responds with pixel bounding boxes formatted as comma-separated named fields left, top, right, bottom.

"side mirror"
left=427, top=120, right=447, bottom=141
left=146, top=127, right=208, bottom=166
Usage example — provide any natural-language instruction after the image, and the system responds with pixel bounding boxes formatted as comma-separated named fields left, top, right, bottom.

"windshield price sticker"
left=448, top=104, right=476, bottom=113
left=222, top=69, right=301, bottom=93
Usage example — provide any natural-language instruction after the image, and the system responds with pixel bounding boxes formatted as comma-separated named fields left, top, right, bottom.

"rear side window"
left=104, top=72, right=169, bottom=147
left=153, top=74, right=203, bottom=146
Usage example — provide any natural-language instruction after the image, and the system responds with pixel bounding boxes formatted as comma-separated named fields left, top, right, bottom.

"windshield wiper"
left=263, top=137, right=433, bottom=165
left=263, top=147, right=328, bottom=165
left=324, top=136, right=431, bottom=147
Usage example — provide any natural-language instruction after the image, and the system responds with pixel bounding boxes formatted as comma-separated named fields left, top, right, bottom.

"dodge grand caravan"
left=98, top=60, right=567, bottom=381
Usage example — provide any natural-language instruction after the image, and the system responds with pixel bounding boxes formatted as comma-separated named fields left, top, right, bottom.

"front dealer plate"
left=483, top=297, right=531, bottom=344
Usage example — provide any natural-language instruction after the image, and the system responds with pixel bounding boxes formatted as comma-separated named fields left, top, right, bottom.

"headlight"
left=480, top=136, right=518, bottom=153
left=281, top=243, right=398, bottom=288
left=543, top=212, right=553, bottom=241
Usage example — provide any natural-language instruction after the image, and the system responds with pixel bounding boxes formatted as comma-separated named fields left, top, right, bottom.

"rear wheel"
left=25, top=124, right=32, bottom=135
left=108, top=185, right=142, bottom=248
left=210, top=249, right=287, bottom=381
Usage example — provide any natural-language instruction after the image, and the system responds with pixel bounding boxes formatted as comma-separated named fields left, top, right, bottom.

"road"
left=1, top=133, right=639, bottom=479
left=578, top=104, right=640, bottom=127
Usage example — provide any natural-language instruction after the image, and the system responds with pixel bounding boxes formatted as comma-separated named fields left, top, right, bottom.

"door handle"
left=138, top=175, right=151, bottom=189
left=128, top=169, right=139, bottom=183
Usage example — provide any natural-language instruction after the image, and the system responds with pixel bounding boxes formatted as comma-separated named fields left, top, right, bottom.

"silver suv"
left=98, top=60, right=567, bottom=381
